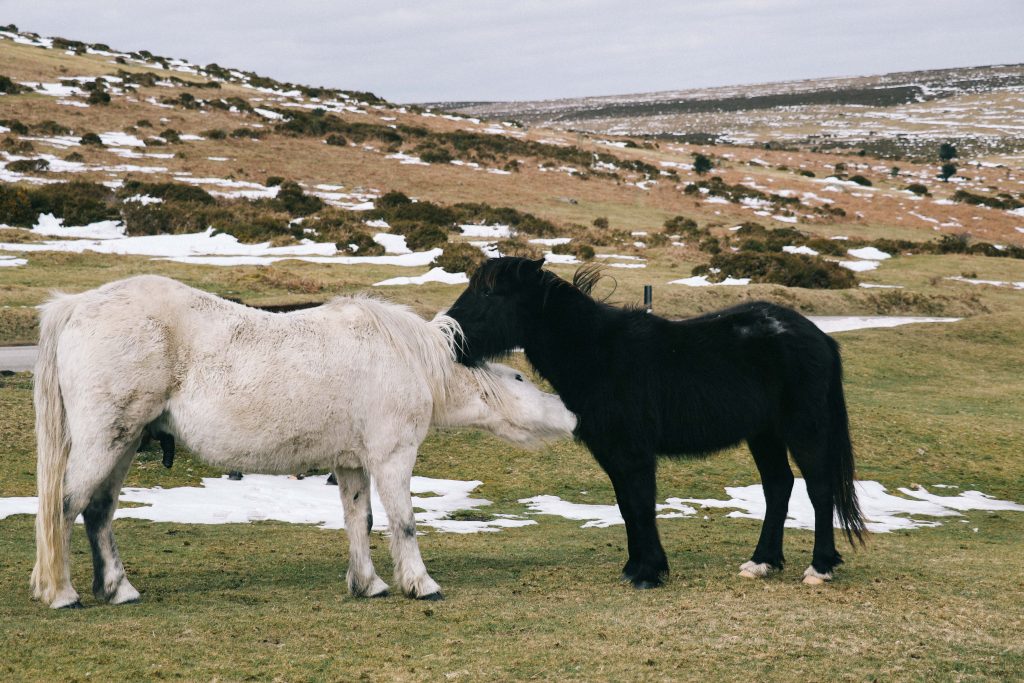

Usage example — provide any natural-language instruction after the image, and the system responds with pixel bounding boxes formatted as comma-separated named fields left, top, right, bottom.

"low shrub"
left=1, top=137, right=34, bottom=153
left=325, top=134, right=347, bottom=146
left=432, top=242, right=487, bottom=275
left=663, top=215, right=700, bottom=235
left=0, top=75, right=29, bottom=95
left=87, top=90, right=111, bottom=105
left=64, top=151, right=84, bottom=162
left=798, top=169, right=816, bottom=177
left=230, top=127, right=266, bottom=139
left=6, top=158, right=49, bottom=173
left=119, top=180, right=216, bottom=205
left=31, top=120, right=71, bottom=136
left=551, top=241, right=595, bottom=261
left=494, top=237, right=541, bottom=259
left=79, top=132, right=104, bottom=146
left=136, top=119, right=153, bottom=128
left=30, top=181, right=118, bottom=226
left=592, top=216, right=609, bottom=229
left=417, top=145, right=454, bottom=164
left=905, top=183, right=929, bottom=196
left=202, top=128, right=227, bottom=140
left=450, top=202, right=558, bottom=237
left=0, top=119, right=29, bottom=134
left=266, top=176, right=284, bottom=187
left=402, top=224, right=448, bottom=251
left=333, top=229, right=385, bottom=256
left=951, top=189, right=1023, bottom=211
left=272, top=181, right=323, bottom=217
left=697, top=252, right=856, bottom=289
left=0, top=184, right=37, bottom=226
left=849, top=175, right=872, bottom=187
left=160, top=128, right=182, bottom=143
left=208, top=202, right=295, bottom=243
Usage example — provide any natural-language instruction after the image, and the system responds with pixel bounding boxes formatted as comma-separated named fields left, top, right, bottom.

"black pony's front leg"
left=592, top=446, right=668, bottom=588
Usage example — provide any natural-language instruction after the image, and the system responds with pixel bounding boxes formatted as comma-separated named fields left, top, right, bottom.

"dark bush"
left=230, top=127, right=266, bottom=139
left=592, top=216, right=609, bottom=229
left=274, top=181, right=323, bottom=216
left=6, top=158, right=49, bottom=173
left=451, top=202, right=558, bottom=237
left=64, top=151, right=84, bottom=162
left=940, top=163, right=957, bottom=182
left=79, top=132, right=104, bottom=146
left=87, top=90, right=111, bottom=105
left=0, top=184, right=37, bottom=226
left=325, top=134, right=347, bottom=146
left=120, top=201, right=208, bottom=236
left=160, top=128, right=182, bottom=143
left=1, top=137, right=34, bottom=153
left=403, top=224, right=448, bottom=251
left=699, top=237, right=721, bottom=254
left=136, top=119, right=153, bottom=128
left=417, top=145, right=453, bottom=164
left=663, top=215, right=700, bottom=234
left=376, top=191, right=412, bottom=209
left=119, top=180, right=216, bottom=205
left=31, top=120, right=71, bottom=136
left=848, top=175, right=872, bottom=187
left=905, top=183, right=930, bottom=196
left=432, top=242, right=486, bottom=275
left=266, top=176, right=284, bottom=187
left=798, top=169, right=816, bottom=177
left=693, top=153, right=712, bottom=175
left=30, top=181, right=118, bottom=225
left=951, top=189, right=1023, bottom=211
left=143, top=137, right=166, bottom=147
left=0, top=119, right=29, bottom=134
left=208, top=203, right=295, bottom=243
left=0, top=75, right=29, bottom=95
left=378, top=200, right=457, bottom=228
left=551, top=241, right=595, bottom=261
left=334, top=229, right=385, bottom=256
left=202, top=128, right=227, bottom=140
left=803, top=237, right=849, bottom=257
left=700, top=252, right=857, bottom=289
left=493, top=237, right=541, bottom=259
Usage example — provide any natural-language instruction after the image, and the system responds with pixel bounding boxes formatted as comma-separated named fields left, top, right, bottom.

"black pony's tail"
left=827, top=343, right=867, bottom=546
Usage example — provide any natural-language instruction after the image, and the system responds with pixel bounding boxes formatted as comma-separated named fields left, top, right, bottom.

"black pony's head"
left=446, top=257, right=548, bottom=366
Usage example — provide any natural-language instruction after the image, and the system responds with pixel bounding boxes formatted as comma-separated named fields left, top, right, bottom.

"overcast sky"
left=4, top=1, right=1022, bottom=103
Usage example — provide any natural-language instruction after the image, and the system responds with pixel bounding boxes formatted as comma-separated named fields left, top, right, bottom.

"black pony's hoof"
left=227, top=471, right=243, bottom=481
left=60, top=600, right=85, bottom=609
left=631, top=578, right=664, bottom=590
left=418, top=591, right=444, bottom=601
left=369, top=590, right=389, bottom=599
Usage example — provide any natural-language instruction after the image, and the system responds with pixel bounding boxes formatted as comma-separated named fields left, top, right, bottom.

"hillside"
left=444, top=63, right=1024, bottom=160
left=1, top=24, right=1023, bottom=343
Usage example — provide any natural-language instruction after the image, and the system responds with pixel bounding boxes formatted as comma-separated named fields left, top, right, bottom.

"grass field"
left=2, top=308, right=1022, bottom=681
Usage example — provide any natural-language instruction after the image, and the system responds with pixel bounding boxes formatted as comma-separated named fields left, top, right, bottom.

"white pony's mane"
left=322, top=294, right=461, bottom=409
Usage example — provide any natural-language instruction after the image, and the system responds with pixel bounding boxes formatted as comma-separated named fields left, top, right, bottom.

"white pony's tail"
left=30, top=293, right=77, bottom=604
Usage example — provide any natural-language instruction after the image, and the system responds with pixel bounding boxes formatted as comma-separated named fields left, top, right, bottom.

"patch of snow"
left=848, top=246, right=892, bottom=260
left=373, top=267, right=468, bottom=287
left=669, top=275, right=750, bottom=287
left=519, top=480, right=1023, bottom=533
left=529, top=237, right=572, bottom=246
left=386, top=152, right=429, bottom=166
left=783, top=245, right=818, bottom=256
left=460, top=224, right=512, bottom=238
left=839, top=260, right=880, bottom=272
left=946, top=276, right=1024, bottom=290
left=807, top=316, right=959, bottom=333
left=0, top=474, right=535, bottom=534
left=0, top=256, right=27, bottom=267
left=28, top=213, right=126, bottom=239
left=372, top=232, right=410, bottom=255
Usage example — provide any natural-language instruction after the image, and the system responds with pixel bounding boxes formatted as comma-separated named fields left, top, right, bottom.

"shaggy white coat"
left=31, top=275, right=576, bottom=608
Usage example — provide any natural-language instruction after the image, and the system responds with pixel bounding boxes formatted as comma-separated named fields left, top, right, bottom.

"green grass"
left=1, top=311, right=1023, bottom=681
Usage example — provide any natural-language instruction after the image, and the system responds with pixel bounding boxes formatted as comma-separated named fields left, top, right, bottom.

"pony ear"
left=528, top=257, right=545, bottom=271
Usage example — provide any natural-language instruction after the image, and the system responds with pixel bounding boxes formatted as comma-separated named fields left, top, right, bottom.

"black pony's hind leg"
left=740, top=431, right=793, bottom=578
left=788, top=436, right=843, bottom=584
left=592, top=446, right=668, bottom=589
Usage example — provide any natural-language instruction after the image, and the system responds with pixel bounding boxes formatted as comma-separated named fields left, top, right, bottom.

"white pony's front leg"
left=337, top=467, right=389, bottom=598
left=369, top=448, right=443, bottom=600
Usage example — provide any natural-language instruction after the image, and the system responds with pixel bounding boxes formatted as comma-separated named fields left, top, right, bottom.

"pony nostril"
left=514, top=374, right=523, bottom=382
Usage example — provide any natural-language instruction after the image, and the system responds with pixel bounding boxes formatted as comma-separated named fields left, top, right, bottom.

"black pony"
left=447, top=257, right=865, bottom=588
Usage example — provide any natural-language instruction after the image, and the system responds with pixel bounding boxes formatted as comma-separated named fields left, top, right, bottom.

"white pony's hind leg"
left=83, top=450, right=141, bottom=605
left=369, top=447, right=442, bottom=600
left=337, top=467, right=389, bottom=598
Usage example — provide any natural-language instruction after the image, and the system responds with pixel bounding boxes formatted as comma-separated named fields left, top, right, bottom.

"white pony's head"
left=439, top=362, right=576, bottom=446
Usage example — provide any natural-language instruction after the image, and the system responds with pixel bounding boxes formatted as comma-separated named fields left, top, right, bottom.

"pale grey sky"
left=3, top=1, right=1022, bottom=103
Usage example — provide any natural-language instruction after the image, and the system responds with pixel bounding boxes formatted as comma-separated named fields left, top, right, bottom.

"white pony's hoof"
left=50, top=587, right=82, bottom=609
left=402, top=574, right=442, bottom=600
left=738, top=561, right=775, bottom=579
left=108, top=580, right=141, bottom=605
left=802, top=565, right=833, bottom=585
left=349, top=574, right=390, bottom=598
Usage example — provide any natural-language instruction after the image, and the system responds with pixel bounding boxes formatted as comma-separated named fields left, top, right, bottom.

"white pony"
left=31, top=275, right=576, bottom=608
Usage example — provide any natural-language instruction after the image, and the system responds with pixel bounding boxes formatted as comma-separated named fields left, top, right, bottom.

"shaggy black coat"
left=447, top=257, right=865, bottom=587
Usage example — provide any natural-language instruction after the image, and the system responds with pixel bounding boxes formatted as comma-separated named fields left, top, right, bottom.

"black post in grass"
left=644, top=285, right=653, bottom=314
